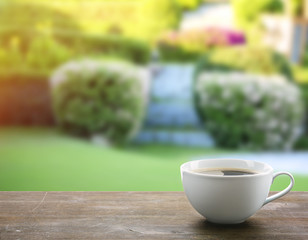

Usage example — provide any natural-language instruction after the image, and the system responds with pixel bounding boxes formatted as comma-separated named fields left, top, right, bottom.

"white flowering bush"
left=195, top=72, right=304, bottom=150
left=50, top=59, right=150, bottom=145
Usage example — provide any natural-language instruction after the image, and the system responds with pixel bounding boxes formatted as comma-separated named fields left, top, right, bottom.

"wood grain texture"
left=0, top=192, right=307, bottom=240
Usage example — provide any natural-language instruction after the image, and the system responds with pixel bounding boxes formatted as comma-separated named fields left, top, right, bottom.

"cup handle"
left=263, top=172, right=294, bottom=206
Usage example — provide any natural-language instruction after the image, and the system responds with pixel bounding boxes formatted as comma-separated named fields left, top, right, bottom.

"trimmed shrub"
left=69, top=33, right=151, bottom=65
left=195, top=46, right=293, bottom=80
left=195, top=72, right=304, bottom=150
left=297, top=83, right=308, bottom=143
left=50, top=59, right=149, bottom=145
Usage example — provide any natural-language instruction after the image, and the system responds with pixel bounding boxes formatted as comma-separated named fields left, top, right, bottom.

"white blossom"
left=196, top=71, right=304, bottom=149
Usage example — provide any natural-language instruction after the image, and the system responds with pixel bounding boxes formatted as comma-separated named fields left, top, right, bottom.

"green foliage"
left=0, top=1, right=79, bottom=75
left=51, top=59, right=148, bottom=145
left=157, top=30, right=209, bottom=62
left=290, top=53, right=308, bottom=149
left=15, top=0, right=182, bottom=43
left=158, top=44, right=202, bottom=62
left=303, top=49, right=308, bottom=67
left=157, top=28, right=246, bottom=62
left=232, top=0, right=283, bottom=29
left=290, top=0, right=303, bottom=17
left=26, top=37, right=72, bottom=73
left=0, top=1, right=80, bottom=48
left=294, top=135, right=308, bottom=149
left=195, top=72, right=304, bottom=150
left=301, top=83, right=308, bottom=118
left=195, top=46, right=293, bottom=80
left=176, top=0, right=202, bottom=10
left=296, top=83, right=308, bottom=142
left=138, top=0, right=181, bottom=42
left=70, top=33, right=151, bottom=65
left=0, top=36, right=72, bottom=76
left=294, top=83, right=308, bottom=149
left=293, top=64, right=308, bottom=84
left=0, top=1, right=150, bottom=76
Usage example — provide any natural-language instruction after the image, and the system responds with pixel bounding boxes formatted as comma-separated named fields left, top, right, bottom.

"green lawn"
left=0, top=127, right=307, bottom=191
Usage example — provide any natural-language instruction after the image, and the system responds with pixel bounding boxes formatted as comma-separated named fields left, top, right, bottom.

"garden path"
left=135, top=64, right=214, bottom=147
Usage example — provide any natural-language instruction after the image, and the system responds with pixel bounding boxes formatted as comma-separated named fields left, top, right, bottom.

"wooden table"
left=0, top=192, right=307, bottom=239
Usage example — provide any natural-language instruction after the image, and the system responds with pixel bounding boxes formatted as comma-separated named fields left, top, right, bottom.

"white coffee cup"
left=180, top=159, right=294, bottom=224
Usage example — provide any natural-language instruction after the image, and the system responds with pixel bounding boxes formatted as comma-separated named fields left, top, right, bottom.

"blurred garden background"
left=0, top=0, right=307, bottom=191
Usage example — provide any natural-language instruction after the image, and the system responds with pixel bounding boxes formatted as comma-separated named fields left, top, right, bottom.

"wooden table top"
left=0, top=192, right=307, bottom=240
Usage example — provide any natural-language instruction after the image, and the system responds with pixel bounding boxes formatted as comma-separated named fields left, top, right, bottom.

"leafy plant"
left=290, top=0, right=303, bottom=17
left=0, top=36, right=72, bottom=76
left=0, top=0, right=80, bottom=49
left=195, top=46, right=293, bottom=80
left=176, top=0, right=202, bottom=10
left=70, top=33, right=151, bottom=65
left=26, top=37, right=72, bottom=73
left=50, top=59, right=149, bottom=145
left=195, top=72, right=304, bottom=150
left=157, top=28, right=245, bottom=62
left=232, top=0, right=283, bottom=29
left=139, top=0, right=181, bottom=42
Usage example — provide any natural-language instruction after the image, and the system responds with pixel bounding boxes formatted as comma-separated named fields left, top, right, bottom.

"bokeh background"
left=0, top=0, right=307, bottom=191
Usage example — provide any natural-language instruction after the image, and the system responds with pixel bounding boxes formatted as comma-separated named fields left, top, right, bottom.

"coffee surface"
left=192, top=168, right=258, bottom=176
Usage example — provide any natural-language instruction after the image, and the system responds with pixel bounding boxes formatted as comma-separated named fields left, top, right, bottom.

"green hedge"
left=69, top=33, right=151, bottom=65
left=0, top=35, right=73, bottom=77
left=50, top=59, right=149, bottom=145
left=0, top=1, right=150, bottom=77
left=0, top=31, right=150, bottom=77
left=195, top=46, right=293, bottom=80
left=195, top=72, right=304, bottom=150
left=294, top=83, right=308, bottom=149
left=292, top=61, right=308, bottom=149
left=158, top=43, right=201, bottom=63
left=300, top=84, right=308, bottom=130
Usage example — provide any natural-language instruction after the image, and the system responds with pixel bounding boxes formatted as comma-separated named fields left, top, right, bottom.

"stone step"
left=134, top=129, right=214, bottom=147
left=151, top=65, right=194, bottom=101
left=137, top=64, right=213, bottom=147
left=145, top=102, right=200, bottom=126
left=144, top=64, right=199, bottom=127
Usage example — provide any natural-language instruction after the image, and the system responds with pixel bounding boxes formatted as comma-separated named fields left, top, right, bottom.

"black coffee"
left=192, top=168, right=258, bottom=176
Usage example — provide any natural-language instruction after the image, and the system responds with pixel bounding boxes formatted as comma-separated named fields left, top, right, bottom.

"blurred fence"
left=0, top=75, right=54, bottom=125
